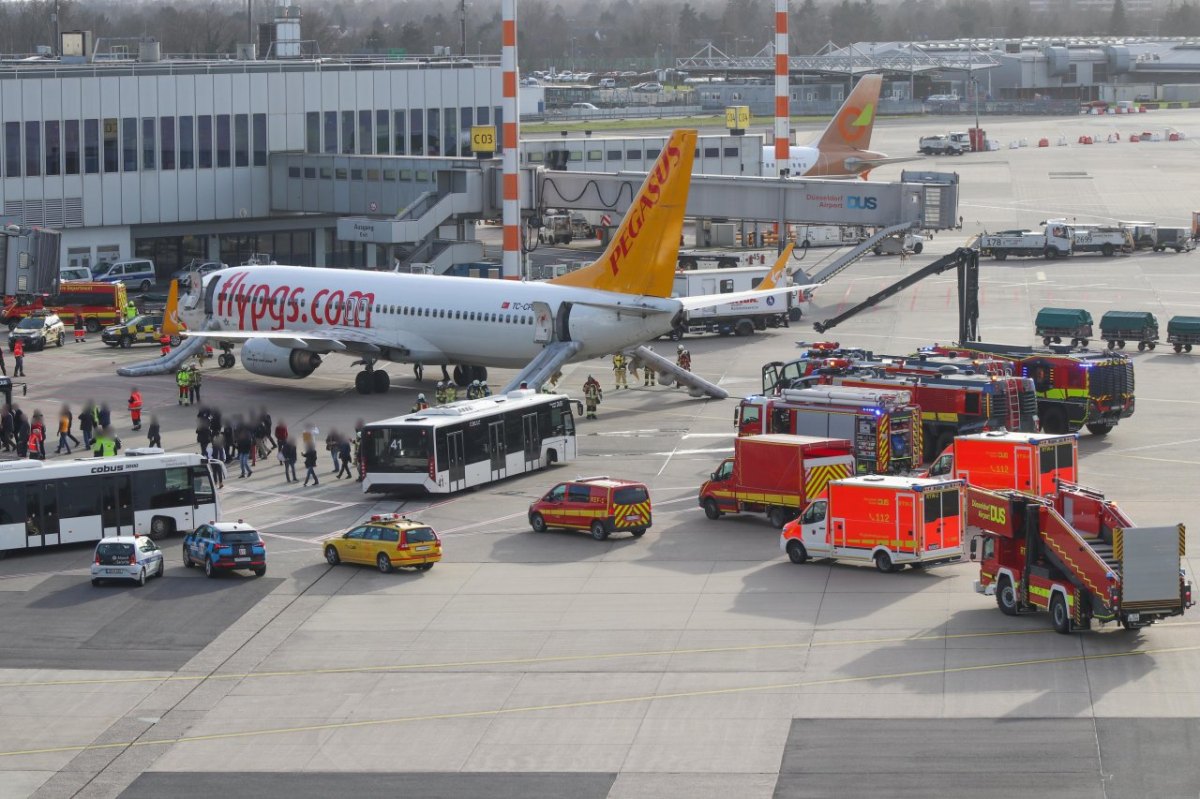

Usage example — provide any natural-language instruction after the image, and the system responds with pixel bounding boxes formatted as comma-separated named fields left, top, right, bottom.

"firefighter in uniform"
left=125, top=299, right=138, bottom=322
left=641, top=347, right=657, bottom=387
left=128, top=387, right=143, bottom=431
left=676, top=344, right=692, bottom=372
left=159, top=330, right=172, bottom=358
left=176, top=367, right=191, bottom=405
left=411, top=393, right=429, bottom=413
left=612, top=352, right=628, bottom=389
left=583, top=376, right=602, bottom=420
left=188, top=363, right=202, bottom=405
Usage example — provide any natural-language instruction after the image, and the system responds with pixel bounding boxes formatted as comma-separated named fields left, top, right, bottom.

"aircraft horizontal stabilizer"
left=843, top=155, right=924, bottom=173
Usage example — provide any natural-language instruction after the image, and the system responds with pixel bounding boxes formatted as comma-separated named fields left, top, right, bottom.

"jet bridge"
left=531, top=169, right=960, bottom=231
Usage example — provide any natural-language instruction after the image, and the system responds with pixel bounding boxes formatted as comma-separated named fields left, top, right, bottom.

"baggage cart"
left=1034, top=307, right=1093, bottom=348
left=1167, top=315, right=1200, bottom=353
left=1100, top=310, right=1159, bottom=351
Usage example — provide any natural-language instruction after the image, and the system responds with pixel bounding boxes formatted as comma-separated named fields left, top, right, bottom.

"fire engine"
left=930, top=343, right=1135, bottom=435
left=1, top=281, right=128, bottom=332
left=781, top=476, right=965, bottom=572
left=968, top=483, right=1190, bottom=633
left=762, top=354, right=1039, bottom=461
left=698, top=434, right=854, bottom=528
left=734, top=387, right=920, bottom=474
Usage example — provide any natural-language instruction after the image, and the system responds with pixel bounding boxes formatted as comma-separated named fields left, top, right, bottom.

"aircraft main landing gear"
left=451, top=364, right=488, bottom=387
left=353, top=359, right=390, bottom=394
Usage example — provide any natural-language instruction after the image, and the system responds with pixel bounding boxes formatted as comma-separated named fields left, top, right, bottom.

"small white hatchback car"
left=91, top=536, right=165, bottom=587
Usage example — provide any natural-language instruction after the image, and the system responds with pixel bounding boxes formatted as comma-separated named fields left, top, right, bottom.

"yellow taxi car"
left=323, top=513, right=442, bottom=573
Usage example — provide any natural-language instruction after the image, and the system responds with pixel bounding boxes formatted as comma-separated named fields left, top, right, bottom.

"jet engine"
left=241, top=339, right=322, bottom=379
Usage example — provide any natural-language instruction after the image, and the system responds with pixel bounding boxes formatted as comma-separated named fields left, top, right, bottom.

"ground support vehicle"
left=925, top=431, right=1078, bottom=496
left=1153, top=228, right=1195, bottom=253
left=1035, top=307, right=1093, bottom=348
left=323, top=513, right=442, bottom=572
left=918, top=132, right=971, bottom=155
left=529, top=477, right=651, bottom=540
left=699, top=435, right=854, bottom=528
left=670, top=265, right=798, bottom=338
left=1067, top=225, right=1132, bottom=256
left=969, top=483, right=1191, bottom=633
left=931, top=343, right=1135, bottom=436
left=872, top=232, right=926, bottom=256
left=676, top=250, right=774, bottom=270
left=781, top=476, right=964, bottom=572
left=538, top=214, right=573, bottom=245
left=91, top=536, right=166, bottom=587
left=182, top=521, right=266, bottom=577
left=1167, top=316, right=1200, bottom=353
left=1099, top=311, right=1159, bottom=351
left=735, top=387, right=920, bottom=475
left=762, top=356, right=1039, bottom=462
left=978, top=225, right=1074, bottom=260
left=1120, top=221, right=1158, bottom=250
left=1, top=281, right=127, bottom=332
left=793, top=225, right=868, bottom=249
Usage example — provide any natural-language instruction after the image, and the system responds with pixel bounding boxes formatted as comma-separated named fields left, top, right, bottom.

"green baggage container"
left=1034, top=307, right=1094, bottom=348
left=1099, top=310, right=1159, bottom=351
left=1167, top=315, right=1200, bottom=353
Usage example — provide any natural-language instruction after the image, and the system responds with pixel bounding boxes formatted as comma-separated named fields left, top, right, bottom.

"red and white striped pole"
left=501, top=0, right=521, bottom=279
left=774, top=0, right=790, bottom=178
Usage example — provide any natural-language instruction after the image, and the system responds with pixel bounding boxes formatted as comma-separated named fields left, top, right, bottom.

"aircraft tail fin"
left=815, top=74, right=882, bottom=152
left=757, top=243, right=795, bottom=290
left=162, top=279, right=184, bottom=337
left=549, top=129, right=696, bottom=298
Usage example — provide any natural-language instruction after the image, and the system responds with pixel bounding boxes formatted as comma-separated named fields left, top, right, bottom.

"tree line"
left=1, top=0, right=1198, bottom=68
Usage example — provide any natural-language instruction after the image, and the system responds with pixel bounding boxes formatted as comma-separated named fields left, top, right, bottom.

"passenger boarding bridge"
left=269, top=133, right=959, bottom=275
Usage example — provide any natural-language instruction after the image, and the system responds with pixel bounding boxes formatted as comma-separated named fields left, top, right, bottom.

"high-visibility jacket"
left=176, top=369, right=191, bottom=388
left=128, top=391, right=143, bottom=412
left=189, top=369, right=202, bottom=386
left=13, top=341, right=24, bottom=358
left=93, top=435, right=118, bottom=457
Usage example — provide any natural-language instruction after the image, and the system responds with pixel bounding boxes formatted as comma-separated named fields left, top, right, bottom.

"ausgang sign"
left=336, top=217, right=401, bottom=243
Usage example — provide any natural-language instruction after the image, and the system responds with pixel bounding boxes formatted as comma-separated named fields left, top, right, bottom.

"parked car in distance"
left=9, top=311, right=65, bottom=350
left=91, top=259, right=157, bottom=293
left=91, top=535, right=165, bottom=587
left=170, top=261, right=227, bottom=283
left=571, top=102, right=600, bottom=111
left=182, top=521, right=267, bottom=577
left=633, top=82, right=664, bottom=93
left=58, top=267, right=93, bottom=283
left=323, top=513, right=442, bottom=573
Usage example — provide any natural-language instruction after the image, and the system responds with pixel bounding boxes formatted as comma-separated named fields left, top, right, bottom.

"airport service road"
left=1, top=143, right=1200, bottom=799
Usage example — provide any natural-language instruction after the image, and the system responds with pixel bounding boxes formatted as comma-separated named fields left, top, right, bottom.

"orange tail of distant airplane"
left=815, top=74, right=882, bottom=152
left=756, top=243, right=795, bottom=290
left=162, top=279, right=184, bottom=337
left=549, top=129, right=696, bottom=299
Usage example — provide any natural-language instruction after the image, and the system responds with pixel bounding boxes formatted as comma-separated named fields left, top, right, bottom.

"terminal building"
left=0, top=28, right=504, bottom=278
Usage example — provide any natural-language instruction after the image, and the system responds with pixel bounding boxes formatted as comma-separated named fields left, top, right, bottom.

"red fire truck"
left=698, top=434, right=854, bottom=528
left=734, top=387, right=920, bottom=474
left=780, top=475, right=965, bottom=573
left=1, top=281, right=128, bottom=332
left=930, top=343, right=1135, bottom=436
left=968, top=483, right=1190, bottom=633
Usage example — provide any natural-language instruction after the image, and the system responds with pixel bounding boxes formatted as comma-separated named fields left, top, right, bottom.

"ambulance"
left=925, top=431, right=1077, bottom=496
left=780, top=475, right=965, bottom=572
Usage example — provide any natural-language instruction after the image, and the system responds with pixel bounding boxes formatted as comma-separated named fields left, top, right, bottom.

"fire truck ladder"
left=1000, top=377, right=1022, bottom=431
left=801, top=222, right=917, bottom=286
left=812, top=247, right=980, bottom=344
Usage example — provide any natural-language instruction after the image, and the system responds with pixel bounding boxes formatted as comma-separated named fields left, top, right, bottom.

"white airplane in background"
left=173, top=129, right=808, bottom=396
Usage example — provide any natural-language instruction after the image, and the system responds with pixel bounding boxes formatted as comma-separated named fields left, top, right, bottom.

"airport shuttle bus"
left=0, top=451, right=218, bottom=555
left=361, top=390, right=579, bottom=494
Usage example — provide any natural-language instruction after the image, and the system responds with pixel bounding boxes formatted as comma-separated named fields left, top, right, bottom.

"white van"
left=91, top=259, right=156, bottom=292
left=58, top=266, right=93, bottom=283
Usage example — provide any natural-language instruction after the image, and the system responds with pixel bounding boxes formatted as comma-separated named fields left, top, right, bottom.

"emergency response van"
left=781, top=475, right=965, bottom=572
left=699, top=435, right=854, bottom=528
left=529, top=477, right=651, bottom=540
left=926, top=431, right=1078, bottom=496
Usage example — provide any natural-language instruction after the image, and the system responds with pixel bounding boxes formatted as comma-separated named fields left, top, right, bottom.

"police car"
left=8, top=311, right=65, bottom=350
left=101, top=314, right=172, bottom=348
left=182, top=521, right=267, bottom=578
left=91, top=535, right=165, bottom=587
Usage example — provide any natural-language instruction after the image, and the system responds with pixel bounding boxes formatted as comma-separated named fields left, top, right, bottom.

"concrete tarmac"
left=2, top=111, right=1200, bottom=798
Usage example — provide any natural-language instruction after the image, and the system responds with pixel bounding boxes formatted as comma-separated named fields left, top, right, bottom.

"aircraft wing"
left=185, top=326, right=444, bottom=361
left=677, top=284, right=816, bottom=312
left=571, top=299, right=676, bottom=316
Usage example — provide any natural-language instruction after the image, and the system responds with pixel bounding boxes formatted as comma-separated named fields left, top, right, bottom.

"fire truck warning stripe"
left=6, top=642, right=1200, bottom=759
left=1113, top=528, right=1124, bottom=562
left=1180, top=524, right=1187, bottom=557
left=805, top=463, right=853, bottom=498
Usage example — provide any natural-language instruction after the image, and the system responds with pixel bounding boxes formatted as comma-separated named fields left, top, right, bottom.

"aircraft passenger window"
left=505, top=314, right=511, bottom=324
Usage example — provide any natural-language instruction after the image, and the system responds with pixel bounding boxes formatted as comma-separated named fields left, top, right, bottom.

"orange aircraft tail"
left=549, top=129, right=696, bottom=299
left=162, top=279, right=185, bottom=337
left=757, top=243, right=795, bottom=290
left=815, top=73, right=882, bottom=152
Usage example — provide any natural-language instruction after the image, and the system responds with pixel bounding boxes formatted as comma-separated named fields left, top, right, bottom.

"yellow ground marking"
left=2, top=642, right=1199, bottom=759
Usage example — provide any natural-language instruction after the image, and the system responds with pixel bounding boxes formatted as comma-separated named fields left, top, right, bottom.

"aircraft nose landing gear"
left=217, top=344, right=236, bottom=369
left=353, top=359, right=391, bottom=394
